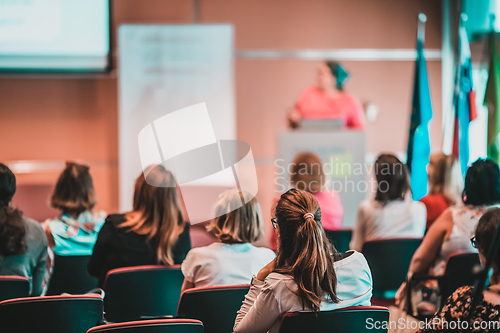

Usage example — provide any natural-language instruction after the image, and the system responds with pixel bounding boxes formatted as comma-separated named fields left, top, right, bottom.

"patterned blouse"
left=418, top=286, right=500, bottom=332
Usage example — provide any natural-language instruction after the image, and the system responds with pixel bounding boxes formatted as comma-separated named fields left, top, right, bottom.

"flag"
left=484, top=30, right=500, bottom=163
left=407, top=38, right=433, bottom=201
left=452, top=23, right=477, bottom=176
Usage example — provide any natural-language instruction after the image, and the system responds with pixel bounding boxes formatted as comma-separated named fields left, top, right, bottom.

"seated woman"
left=87, top=165, right=191, bottom=287
left=396, top=159, right=500, bottom=314
left=417, top=207, right=500, bottom=332
left=271, top=151, right=344, bottom=250
left=0, top=163, right=48, bottom=296
left=233, top=189, right=372, bottom=333
left=43, top=162, right=106, bottom=256
left=350, top=154, right=426, bottom=252
left=181, top=189, right=275, bottom=291
left=420, top=154, right=463, bottom=231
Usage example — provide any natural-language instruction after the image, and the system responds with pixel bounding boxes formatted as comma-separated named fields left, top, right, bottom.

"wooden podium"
left=277, top=129, right=366, bottom=227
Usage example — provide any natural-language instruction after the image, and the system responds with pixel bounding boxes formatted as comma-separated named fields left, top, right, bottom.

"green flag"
left=484, top=31, right=500, bottom=162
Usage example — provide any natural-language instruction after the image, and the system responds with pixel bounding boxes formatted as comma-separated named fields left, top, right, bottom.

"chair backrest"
left=362, top=238, right=422, bottom=296
left=86, top=319, right=204, bottom=333
left=103, top=265, right=184, bottom=322
left=279, top=306, right=390, bottom=333
left=177, top=285, right=250, bottom=333
left=0, top=275, right=29, bottom=302
left=324, top=229, right=352, bottom=253
left=47, top=255, right=98, bottom=295
left=440, top=252, right=480, bottom=301
left=0, top=295, right=103, bottom=333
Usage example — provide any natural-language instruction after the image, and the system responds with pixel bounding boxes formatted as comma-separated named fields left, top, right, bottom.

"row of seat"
left=0, top=237, right=480, bottom=332
left=0, top=293, right=390, bottom=333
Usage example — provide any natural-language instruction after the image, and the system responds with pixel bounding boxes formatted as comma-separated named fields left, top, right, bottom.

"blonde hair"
left=120, top=165, right=185, bottom=265
left=290, top=152, right=325, bottom=193
left=208, top=189, right=263, bottom=244
left=429, top=154, right=463, bottom=205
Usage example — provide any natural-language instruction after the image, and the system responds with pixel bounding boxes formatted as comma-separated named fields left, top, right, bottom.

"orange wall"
left=0, top=0, right=443, bottom=245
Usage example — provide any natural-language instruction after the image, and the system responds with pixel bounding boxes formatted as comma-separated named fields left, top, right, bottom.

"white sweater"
left=350, top=199, right=426, bottom=252
left=233, top=251, right=372, bottom=333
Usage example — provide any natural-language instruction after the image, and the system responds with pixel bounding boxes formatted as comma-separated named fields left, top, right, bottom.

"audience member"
left=350, top=154, right=426, bottom=251
left=0, top=163, right=48, bottom=296
left=271, top=151, right=344, bottom=250
left=233, top=189, right=372, bottom=333
left=396, top=158, right=500, bottom=314
left=43, top=162, right=105, bottom=256
left=181, top=189, right=275, bottom=291
left=87, top=165, right=190, bottom=287
left=417, top=207, right=500, bottom=332
left=420, top=154, right=463, bottom=231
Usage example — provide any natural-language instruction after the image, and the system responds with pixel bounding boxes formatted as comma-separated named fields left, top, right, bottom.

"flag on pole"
left=407, top=36, right=433, bottom=201
left=484, top=30, right=500, bottom=163
left=452, top=19, right=477, bottom=176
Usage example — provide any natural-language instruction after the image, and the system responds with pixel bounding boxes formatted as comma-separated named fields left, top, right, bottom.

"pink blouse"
left=295, top=86, right=365, bottom=129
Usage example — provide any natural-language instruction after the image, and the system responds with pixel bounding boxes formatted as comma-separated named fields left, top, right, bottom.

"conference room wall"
left=0, top=0, right=442, bottom=246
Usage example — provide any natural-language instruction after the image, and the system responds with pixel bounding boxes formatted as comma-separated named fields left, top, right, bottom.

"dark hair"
left=51, top=162, right=96, bottom=216
left=374, top=154, right=410, bottom=204
left=326, top=61, right=348, bottom=91
left=274, top=188, right=339, bottom=312
left=0, top=164, right=27, bottom=256
left=463, top=159, right=500, bottom=206
left=475, top=207, right=500, bottom=273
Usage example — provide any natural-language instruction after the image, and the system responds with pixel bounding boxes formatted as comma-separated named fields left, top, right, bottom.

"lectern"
left=277, top=129, right=366, bottom=227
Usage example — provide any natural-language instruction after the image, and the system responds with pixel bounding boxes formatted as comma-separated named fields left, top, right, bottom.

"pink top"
left=312, top=191, right=344, bottom=231
left=295, top=86, right=365, bottom=129
left=270, top=190, right=343, bottom=251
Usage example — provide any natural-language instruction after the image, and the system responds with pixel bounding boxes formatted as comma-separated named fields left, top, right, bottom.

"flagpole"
left=417, top=13, right=427, bottom=42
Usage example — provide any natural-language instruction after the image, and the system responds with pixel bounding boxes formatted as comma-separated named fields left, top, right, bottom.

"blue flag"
left=407, top=39, right=433, bottom=201
left=453, top=23, right=477, bottom=176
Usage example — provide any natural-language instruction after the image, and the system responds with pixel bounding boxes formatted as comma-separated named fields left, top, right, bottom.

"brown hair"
left=120, top=165, right=184, bottom=265
left=429, top=154, right=463, bottom=205
left=274, top=188, right=339, bottom=311
left=475, top=207, right=500, bottom=278
left=209, top=189, right=264, bottom=244
left=374, top=154, right=410, bottom=204
left=290, top=152, right=325, bottom=193
left=0, top=163, right=26, bottom=256
left=51, top=162, right=96, bottom=216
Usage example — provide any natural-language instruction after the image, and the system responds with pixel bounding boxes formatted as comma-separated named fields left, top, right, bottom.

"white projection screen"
left=0, top=0, right=110, bottom=72
left=118, top=25, right=236, bottom=222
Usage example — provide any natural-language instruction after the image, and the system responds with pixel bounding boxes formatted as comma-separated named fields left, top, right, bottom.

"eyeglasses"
left=271, top=218, right=277, bottom=229
left=470, top=237, right=477, bottom=249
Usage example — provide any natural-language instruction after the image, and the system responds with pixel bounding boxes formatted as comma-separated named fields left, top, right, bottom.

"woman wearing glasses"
left=234, top=189, right=372, bottom=333
left=418, top=207, right=500, bottom=332
left=396, top=159, right=500, bottom=316
left=181, top=189, right=275, bottom=291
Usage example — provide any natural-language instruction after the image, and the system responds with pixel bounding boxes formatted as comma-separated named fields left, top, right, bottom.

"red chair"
left=279, top=306, right=390, bottom=333
left=0, top=295, right=103, bottom=333
left=103, top=265, right=184, bottom=322
left=0, top=275, right=29, bottom=301
left=87, top=319, right=204, bottom=333
left=177, top=285, right=250, bottom=333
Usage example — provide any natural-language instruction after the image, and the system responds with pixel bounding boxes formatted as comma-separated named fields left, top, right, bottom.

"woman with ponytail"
left=88, top=164, right=191, bottom=287
left=234, top=189, right=372, bottom=333
left=0, top=163, right=48, bottom=296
